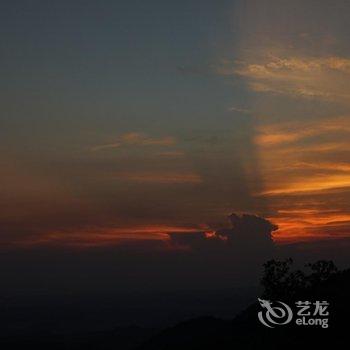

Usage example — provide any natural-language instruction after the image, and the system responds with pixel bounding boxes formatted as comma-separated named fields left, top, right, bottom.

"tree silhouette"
left=261, top=258, right=338, bottom=300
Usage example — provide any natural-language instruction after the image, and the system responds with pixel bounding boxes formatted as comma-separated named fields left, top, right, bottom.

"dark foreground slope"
left=1, top=263, right=348, bottom=349
left=137, top=267, right=350, bottom=350
left=0, top=325, right=157, bottom=350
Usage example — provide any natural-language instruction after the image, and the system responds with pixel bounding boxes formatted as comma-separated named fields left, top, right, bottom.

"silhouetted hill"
left=1, top=263, right=348, bottom=349
left=137, top=267, right=350, bottom=349
left=137, top=316, right=231, bottom=350
left=0, top=325, right=156, bottom=350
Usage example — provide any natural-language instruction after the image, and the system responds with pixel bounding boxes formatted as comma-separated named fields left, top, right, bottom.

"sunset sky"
left=1, top=0, right=350, bottom=249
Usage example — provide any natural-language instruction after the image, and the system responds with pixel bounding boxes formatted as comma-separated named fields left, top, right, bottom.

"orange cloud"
left=287, top=162, right=350, bottom=172
left=254, top=116, right=350, bottom=199
left=255, top=117, right=350, bottom=147
left=13, top=225, right=202, bottom=248
left=250, top=114, right=350, bottom=241
left=261, top=174, right=350, bottom=196
left=92, top=132, right=176, bottom=151
left=218, top=55, right=350, bottom=102
left=269, top=209, right=350, bottom=243
left=113, top=171, right=202, bottom=184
